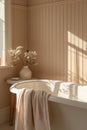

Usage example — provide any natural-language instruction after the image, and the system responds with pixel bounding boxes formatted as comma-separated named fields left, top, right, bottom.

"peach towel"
left=15, top=89, right=51, bottom=130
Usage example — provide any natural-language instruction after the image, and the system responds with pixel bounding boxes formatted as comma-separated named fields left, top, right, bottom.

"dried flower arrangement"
left=8, top=46, right=37, bottom=67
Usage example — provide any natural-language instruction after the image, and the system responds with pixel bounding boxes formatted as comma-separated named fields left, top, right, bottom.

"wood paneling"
left=28, top=0, right=87, bottom=84
left=12, top=4, right=28, bottom=49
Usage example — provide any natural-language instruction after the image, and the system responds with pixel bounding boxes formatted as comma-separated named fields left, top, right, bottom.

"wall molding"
left=12, top=4, right=28, bottom=10
left=11, top=2, right=28, bottom=7
left=28, top=0, right=64, bottom=7
left=28, top=0, right=83, bottom=7
left=0, top=107, right=10, bottom=124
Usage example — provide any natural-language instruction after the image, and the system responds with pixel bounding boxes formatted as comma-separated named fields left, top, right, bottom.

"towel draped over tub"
left=15, top=89, right=51, bottom=130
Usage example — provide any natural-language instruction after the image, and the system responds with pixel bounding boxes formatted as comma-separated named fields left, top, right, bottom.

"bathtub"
left=10, top=79, right=87, bottom=130
left=10, top=79, right=87, bottom=109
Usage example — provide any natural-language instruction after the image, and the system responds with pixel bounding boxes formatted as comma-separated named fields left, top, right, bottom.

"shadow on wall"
left=67, top=29, right=87, bottom=84
left=65, top=0, right=87, bottom=84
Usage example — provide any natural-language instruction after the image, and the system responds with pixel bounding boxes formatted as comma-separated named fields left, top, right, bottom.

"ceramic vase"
left=19, top=65, right=32, bottom=79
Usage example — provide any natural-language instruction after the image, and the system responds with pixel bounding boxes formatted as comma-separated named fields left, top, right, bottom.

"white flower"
left=8, top=49, right=15, bottom=57
left=24, top=50, right=37, bottom=65
left=15, top=49, right=22, bottom=56
left=16, top=46, right=23, bottom=50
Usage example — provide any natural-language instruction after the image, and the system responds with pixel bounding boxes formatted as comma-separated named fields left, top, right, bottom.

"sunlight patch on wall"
left=68, top=31, right=87, bottom=84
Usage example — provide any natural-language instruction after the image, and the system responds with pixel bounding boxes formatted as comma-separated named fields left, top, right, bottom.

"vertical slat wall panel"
left=56, top=4, right=60, bottom=78
left=12, top=4, right=28, bottom=49
left=28, top=0, right=87, bottom=84
left=78, top=1, right=83, bottom=84
left=83, top=0, right=87, bottom=84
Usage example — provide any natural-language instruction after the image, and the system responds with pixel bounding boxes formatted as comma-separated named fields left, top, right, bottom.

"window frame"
left=0, top=0, right=12, bottom=67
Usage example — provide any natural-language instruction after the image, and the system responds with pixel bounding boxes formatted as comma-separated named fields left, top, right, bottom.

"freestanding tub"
left=10, top=79, right=87, bottom=130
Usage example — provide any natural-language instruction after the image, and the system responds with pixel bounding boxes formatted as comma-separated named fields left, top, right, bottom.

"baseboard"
left=0, top=106, right=10, bottom=124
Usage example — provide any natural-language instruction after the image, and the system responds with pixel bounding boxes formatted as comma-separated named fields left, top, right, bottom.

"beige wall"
left=0, top=67, right=20, bottom=109
left=11, top=0, right=28, bottom=49
left=28, top=0, right=87, bottom=84
left=0, top=0, right=28, bottom=108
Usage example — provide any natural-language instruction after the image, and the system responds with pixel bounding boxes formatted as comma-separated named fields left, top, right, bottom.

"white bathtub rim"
left=49, top=96, right=87, bottom=109
left=10, top=79, right=62, bottom=94
left=10, top=79, right=87, bottom=110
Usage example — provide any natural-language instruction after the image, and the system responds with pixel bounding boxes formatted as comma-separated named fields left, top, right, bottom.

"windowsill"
left=0, top=65, right=14, bottom=69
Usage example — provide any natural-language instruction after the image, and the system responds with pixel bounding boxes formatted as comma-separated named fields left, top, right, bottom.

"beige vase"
left=19, top=65, right=32, bottom=79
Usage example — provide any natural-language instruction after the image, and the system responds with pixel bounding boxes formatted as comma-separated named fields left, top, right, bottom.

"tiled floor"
left=0, top=123, right=14, bottom=130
